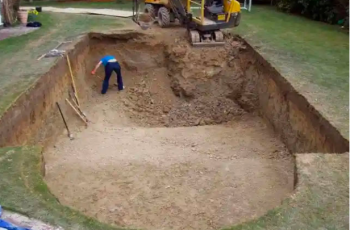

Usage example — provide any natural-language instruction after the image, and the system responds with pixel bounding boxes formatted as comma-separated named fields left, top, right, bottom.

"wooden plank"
left=65, top=98, right=88, bottom=126
left=66, top=54, right=81, bottom=107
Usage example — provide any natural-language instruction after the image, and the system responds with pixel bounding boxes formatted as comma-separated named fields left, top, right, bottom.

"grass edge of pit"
left=0, top=31, right=348, bottom=229
left=0, top=146, right=133, bottom=230
left=223, top=152, right=349, bottom=230
left=234, top=34, right=349, bottom=153
left=0, top=30, right=348, bottom=152
left=0, top=147, right=348, bottom=230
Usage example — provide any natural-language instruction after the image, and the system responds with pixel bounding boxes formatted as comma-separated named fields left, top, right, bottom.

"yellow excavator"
left=132, top=0, right=241, bottom=46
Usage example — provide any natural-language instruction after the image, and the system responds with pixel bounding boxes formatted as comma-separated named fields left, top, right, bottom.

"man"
left=91, top=55, right=124, bottom=94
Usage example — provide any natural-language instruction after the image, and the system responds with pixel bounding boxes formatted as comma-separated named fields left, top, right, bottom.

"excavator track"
left=214, top=31, right=224, bottom=42
left=189, top=30, right=225, bottom=47
left=189, top=30, right=200, bottom=44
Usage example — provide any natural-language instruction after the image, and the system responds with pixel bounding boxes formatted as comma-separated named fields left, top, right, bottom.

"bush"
left=276, top=0, right=349, bottom=24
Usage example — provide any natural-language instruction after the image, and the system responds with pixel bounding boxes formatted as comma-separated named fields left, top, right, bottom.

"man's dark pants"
left=102, top=62, right=124, bottom=94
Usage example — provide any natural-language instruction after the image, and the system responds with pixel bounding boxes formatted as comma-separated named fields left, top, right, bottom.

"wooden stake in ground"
left=66, top=54, right=80, bottom=106
left=66, top=54, right=89, bottom=123
left=69, top=91, right=89, bottom=122
left=66, top=98, right=88, bottom=126
left=56, top=102, right=74, bottom=140
left=37, top=53, right=46, bottom=61
left=37, top=41, right=72, bottom=60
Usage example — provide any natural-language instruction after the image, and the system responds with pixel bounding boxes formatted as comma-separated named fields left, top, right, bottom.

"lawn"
left=234, top=6, right=349, bottom=136
left=1, top=147, right=348, bottom=230
left=0, top=146, right=127, bottom=230
left=0, top=4, right=348, bottom=230
left=0, top=12, right=127, bottom=117
left=225, top=153, right=349, bottom=230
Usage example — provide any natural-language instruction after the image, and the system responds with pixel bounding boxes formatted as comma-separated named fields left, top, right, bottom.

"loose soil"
left=45, top=115, right=293, bottom=230
left=43, top=31, right=295, bottom=230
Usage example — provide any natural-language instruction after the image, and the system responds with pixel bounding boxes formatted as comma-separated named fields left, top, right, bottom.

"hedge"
left=276, top=0, right=349, bottom=25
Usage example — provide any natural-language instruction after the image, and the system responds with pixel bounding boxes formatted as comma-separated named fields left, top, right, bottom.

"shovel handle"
left=56, top=102, right=71, bottom=136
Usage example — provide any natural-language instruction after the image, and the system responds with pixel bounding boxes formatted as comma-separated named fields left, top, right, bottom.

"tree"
left=2, top=0, right=21, bottom=26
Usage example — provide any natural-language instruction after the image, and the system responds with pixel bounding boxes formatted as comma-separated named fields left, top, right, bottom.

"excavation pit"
left=0, top=30, right=348, bottom=230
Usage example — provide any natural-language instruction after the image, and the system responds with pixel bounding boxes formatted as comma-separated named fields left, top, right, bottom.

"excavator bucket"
left=132, top=0, right=154, bottom=30
left=138, top=13, right=155, bottom=30
left=138, top=21, right=152, bottom=30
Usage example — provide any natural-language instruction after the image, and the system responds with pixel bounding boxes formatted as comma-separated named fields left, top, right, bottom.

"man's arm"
left=91, top=61, right=102, bottom=75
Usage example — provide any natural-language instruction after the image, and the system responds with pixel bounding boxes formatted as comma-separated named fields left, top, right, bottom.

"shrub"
left=276, top=0, right=349, bottom=24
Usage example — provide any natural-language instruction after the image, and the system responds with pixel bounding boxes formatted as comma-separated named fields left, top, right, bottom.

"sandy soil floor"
left=42, top=32, right=295, bottom=230
left=44, top=87, right=294, bottom=230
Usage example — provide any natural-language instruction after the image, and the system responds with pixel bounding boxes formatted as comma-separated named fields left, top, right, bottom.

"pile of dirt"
left=166, top=96, right=245, bottom=126
left=86, top=32, right=254, bottom=128
left=122, top=77, right=245, bottom=127
left=165, top=35, right=248, bottom=99
left=122, top=77, right=174, bottom=127
left=163, top=37, right=250, bottom=126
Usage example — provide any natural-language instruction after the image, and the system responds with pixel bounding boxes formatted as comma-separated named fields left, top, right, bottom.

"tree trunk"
left=12, top=0, right=20, bottom=11
left=2, top=0, right=20, bottom=26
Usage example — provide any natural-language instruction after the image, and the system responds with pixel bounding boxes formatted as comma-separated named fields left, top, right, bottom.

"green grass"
left=0, top=12, right=127, bottom=118
left=1, top=146, right=348, bottom=230
left=0, top=5, right=348, bottom=230
left=223, top=153, right=349, bottom=230
left=0, top=146, right=129, bottom=229
left=22, top=1, right=133, bottom=10
left=233, top=6, right=349, bottom=136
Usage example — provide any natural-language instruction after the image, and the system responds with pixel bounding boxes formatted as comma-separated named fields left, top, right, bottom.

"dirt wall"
left=162, top=34, right=349, bottom=153
left=236, top=41, right=349, bottom=153
left=0, top=35, right=90, bottom=147
left=0, top=31, right=348, bottom=154
left=0, top=31, right=159, bottom=147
